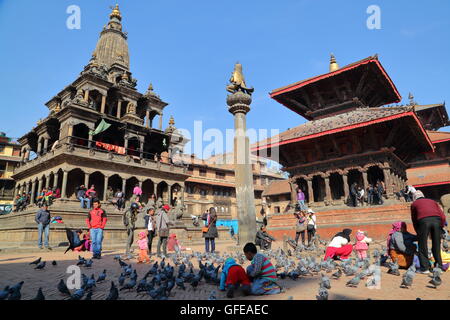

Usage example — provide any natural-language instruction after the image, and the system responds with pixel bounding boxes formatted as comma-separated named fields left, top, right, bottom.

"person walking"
left=202, top=207, right=219, bottom=253
left=410, top=190, right=447, bottom=273
left=306, top=208, right=317, bottom=246
left=35, top=204, right=51, bottom=250
left=156, top=204, right=172, bottom=257
left=297, top=188, right=308, bottom=211
left=85, top=199, right=107, bottom=259
left=144, top=208, right=157, bottom=256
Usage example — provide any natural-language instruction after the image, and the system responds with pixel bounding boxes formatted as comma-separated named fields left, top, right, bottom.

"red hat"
left=162, top=205, right=170, bottom=211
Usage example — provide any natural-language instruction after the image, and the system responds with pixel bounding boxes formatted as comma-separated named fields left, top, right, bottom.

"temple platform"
left=267, top=201, right=414, bottom=241
left=0, top=199, right=232, bottom=251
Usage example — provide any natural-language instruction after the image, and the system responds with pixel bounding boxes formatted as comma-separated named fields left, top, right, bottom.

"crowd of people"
left=349, top=180, right=386, bottom=207
left=323, top=190, right=449, bottom=274
left=13, top=187, right=61, bottom=212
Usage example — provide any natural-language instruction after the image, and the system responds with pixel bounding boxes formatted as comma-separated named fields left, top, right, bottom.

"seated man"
left=244, top=242, right=281, bottom=295
left=64, top=229, right=86, bottom=254
left=220, top=258, right=251, bottom=298
left=387, top=222, right=417, bottom=269
left=255, top=227, right=275, bottom=250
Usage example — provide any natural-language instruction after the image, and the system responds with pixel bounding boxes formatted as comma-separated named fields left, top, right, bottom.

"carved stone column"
left=61, top=170, right=68, bottom=198
left=159, top=114, right=163, bottom=130
left=288, top=177, right=297, bottom=208
left=324, top=174, right=332, bottom=205
left=30, top=180, right=37, bottom=204
left=342, top=171, right=350, bottom=203
left=84, top=89, right=90, bottom=102
left=81, top=172, right=88, bottom=188
left=45, top=174, right=51, bottom=189
left=306, top=177, right=314, bottom=205
left=121, top=178, right=126, bottom=194
left=37, top=178, right=43, bottom=194
left=167, top=184, right=172, bottom=206
left=53, top=172, right=59, bottom=189
left=117, top=100, right=122, bottom=118
left=139, top=137, right=145, bottom=159
left=146, top=109, right=150, bottom=128
left=100, top=95, right=107, bottom=114
left=361, top=169, right=368, bottom=190
left=383, top=167, right=393, bottom=198
left=103, top=175, right=109, bottom=202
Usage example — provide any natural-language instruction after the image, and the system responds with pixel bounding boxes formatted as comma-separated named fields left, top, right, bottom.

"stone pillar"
left=53, top=172, right=59, bottom=189
left=61, top=170, right=68, bottom=198
left=121, top=178, right=126, bottom=194
left=181, top=185, right=185, bottom=207
left=100, top=95, right=107, bottom=114
left=167, top=184, right=172, bottom=206
left=103, top=175, right=109, bottom=202
left=84, top=89, right=90, bottom=102
left=306, top=178, right=314, bottom=204
left=227, top=79, right=257, bottom=245
left=159, top=114, right=163, bottom=130
left=288, top=178, right=297, bottom=208
left=37, top=178, right=43, bottom=194
left=361, top=169, right=368, bottom=190
left=146, top=109, right=150, bottom=128
left=84, top=172, right=89, bottom=188
left=117, top=100, right=122, bottom=118
left=37, top=139, right=42, bottom=156
left=124, top=137, right=129, bottom=152
left=30, top=180, right=37, bottom=204
left=45, top=174, right=51, bottom=189
left=383, top=167, right=393, bottom=198
left=88, top=133, right=93, bottom=149
left=139, top=138, right=144, bottom=159
left=324, top=174, right=332, bottom=204
left=342, top=172, right=350, bottom=202
left=43, top=138, right=49, bottom=154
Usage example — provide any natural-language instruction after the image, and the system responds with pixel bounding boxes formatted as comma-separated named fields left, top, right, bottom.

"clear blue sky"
left=0, top=0, right=449, bottom=154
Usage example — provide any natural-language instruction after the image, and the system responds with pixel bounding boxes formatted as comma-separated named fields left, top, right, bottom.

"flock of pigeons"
left=0, top=235, right=447, bottom=300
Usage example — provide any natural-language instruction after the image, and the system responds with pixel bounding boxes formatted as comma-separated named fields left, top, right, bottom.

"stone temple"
left=0, top=5, right=209, bottom=248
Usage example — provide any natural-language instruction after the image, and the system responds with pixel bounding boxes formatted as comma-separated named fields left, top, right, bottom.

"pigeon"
left=84, top=290, right=93, bottom=300
left=97, top=270, right=107, bottom=283
left=120, top=278, right=136, bottom=291
left=332, top=268, right=342, bottom=279
left=30, top=257, right=42, bottom=265
left=58, top=279, right=71, bottom=295
left=400, top=268, right=415, bottom=289
left=320, top=273, right=331, bottom=289
left=118, top=259, right=128, bottom=268
left=8, top=287, right=22, bottom=300
left=70, top=288, right=85, bottom=300
left=429, top=269, right=442, bottom=289
left=84, top=259, right=93, bottom=268
left=35, top=261, right=46, bottom=270
left=346, top=275, right=361, bottom=288
left=52, top=260, right=57, bottom=266
left=77, top=256, right=86, bottom=266
left=118, top=273, right=126, bottom=286
left=0, top=286, right=10, bottom=300
left=175, top=277, right=186, bottom=290
left=105, top=281, right=119, bottom=300
left=208, top=290, right=217, bottom=300
left=166, top=279, right=175, bottom=296
left=85, top=274, right=96, bottom=290
left=32, top=288, right=45, bottom=300
left=387, top=261, right=400, bottom=276
left=316, top=285, right=328, bottom=300
left=136, top=278, right=148, bottom=293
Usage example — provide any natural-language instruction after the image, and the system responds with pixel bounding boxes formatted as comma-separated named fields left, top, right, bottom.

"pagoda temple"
left=252, top=54, right=449, bottom=239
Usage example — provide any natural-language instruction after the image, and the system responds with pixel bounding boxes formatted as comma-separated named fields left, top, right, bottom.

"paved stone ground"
left=0, top=241, right=449, bottom=300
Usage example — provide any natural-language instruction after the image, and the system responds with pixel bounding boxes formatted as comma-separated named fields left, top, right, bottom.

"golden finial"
left=169, top=115, right=175, bottom=126
left=148, top=83, right=154, bottom=92
left=329, top=53, right=339, bottom=72
left=110, top=4, right=122, bottom=21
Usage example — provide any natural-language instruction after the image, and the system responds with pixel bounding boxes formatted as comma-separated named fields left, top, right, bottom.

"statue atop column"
left=226, top=62, right=257, bottom=245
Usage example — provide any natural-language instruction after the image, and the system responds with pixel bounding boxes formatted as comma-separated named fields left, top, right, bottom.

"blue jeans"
left=79, top=197, right=88, bottom=209
left=205, top=238, right=215, bottom=253
left=90, top=228, right=103, bottom=256
left=38, top=223, right=50, bottom=248
left=298, top=200, right=307, bottom=211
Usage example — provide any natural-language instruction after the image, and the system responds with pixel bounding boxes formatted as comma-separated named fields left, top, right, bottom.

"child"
left=137, top=231, right=151, bottom=264
left=354, top=230, right=372, bottom=260
left=167, top=234, right=185, bottom=253
left=244, top=242, right=281, bottom=295
left=220, top=257, right=251, bottom=298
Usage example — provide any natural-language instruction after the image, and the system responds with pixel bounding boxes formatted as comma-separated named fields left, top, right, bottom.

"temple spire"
left=329, top=53, right=339, bottom=72
left=110, top=4, right=122, bottom=21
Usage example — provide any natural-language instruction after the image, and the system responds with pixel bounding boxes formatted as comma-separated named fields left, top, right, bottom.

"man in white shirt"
left=144, top=208, right=156, bottom=256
